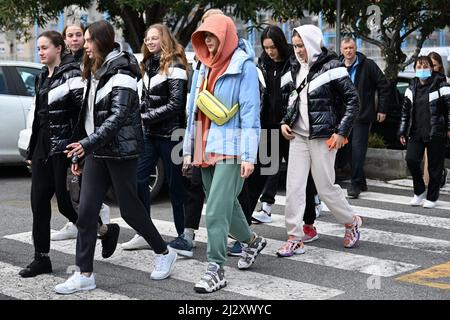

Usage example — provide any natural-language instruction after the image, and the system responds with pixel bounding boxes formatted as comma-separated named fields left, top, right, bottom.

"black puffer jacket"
left=257, top=47, right=293, bottom=128
left=339, top=52, right=390, bottom=124
left=73, top=46, right=143, bottom=160
left=281, top=48, right=360, bottom=139
left=398, top=72, right=450, bottom=138
left=140, top=54, right=188, bottom=137
left=27, top=54, right=84, bottom=160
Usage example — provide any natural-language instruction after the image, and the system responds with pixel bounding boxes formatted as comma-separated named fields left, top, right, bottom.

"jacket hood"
left=292, top=25, right=324, bottom=67
left=191, top=14, right=238, bottom=68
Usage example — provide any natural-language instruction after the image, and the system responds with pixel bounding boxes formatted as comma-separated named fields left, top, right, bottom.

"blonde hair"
left=141, top=24, right=188, bottom=76
left=201, top=8, right=225, bottom=23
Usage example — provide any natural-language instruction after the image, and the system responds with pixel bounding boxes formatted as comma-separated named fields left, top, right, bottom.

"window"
left=0, top=68, right=9, bottom=95
left=16, top=67, right=40, bottom=96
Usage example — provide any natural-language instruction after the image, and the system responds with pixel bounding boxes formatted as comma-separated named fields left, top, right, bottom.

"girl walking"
left=184, top=14, right=266, bottom=293
left=279, top=25, right=363, bottom=257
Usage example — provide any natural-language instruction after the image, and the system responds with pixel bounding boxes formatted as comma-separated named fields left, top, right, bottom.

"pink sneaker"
left=344, top=215, right=363, bottom=248
left=276, top=240, right=305, bottom=257
left=302, top=225, right=319, bottom=243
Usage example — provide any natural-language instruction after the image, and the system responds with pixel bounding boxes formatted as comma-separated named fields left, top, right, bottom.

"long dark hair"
left=260, top=25, right=290, bottom=62
left=428, top=51, right=445, bottom=74
left=82, top=21, right=115, bottom=79
left=38, top=31, right=66, bottom=59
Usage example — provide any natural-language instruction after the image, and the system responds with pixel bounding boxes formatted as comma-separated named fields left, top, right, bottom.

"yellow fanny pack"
left=196, top=73, right=239, bottom=126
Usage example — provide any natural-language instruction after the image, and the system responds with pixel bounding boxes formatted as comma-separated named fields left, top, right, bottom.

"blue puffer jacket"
left=183, top=39, right=260, bottom=163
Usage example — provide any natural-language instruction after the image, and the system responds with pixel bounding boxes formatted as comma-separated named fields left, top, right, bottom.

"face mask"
left=415, top=69, right=432, bottom=80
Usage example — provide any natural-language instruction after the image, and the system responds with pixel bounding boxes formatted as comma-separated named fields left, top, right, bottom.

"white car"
left=0, top=61, right=42, bottom=165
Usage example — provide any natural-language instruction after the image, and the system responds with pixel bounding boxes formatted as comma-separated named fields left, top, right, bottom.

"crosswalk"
left=1, top=179, right=449, bottom=300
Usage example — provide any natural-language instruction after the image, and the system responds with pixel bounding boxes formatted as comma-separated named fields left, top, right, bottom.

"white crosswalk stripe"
left=4, top=231, right=345, bottom=300
left=351, top=179, right=450, bottom=196
left=0, top=261, right=135, bottom=300
left=112, top=218, right=419, bottom=277
left=275, top=192, right=450, bottom=211
left=1, top=182, right=449, bottom=300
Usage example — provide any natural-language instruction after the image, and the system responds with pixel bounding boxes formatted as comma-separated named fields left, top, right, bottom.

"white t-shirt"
left=85, top=76, right=99, bottom=136
left=293, top=62, right=310, bottom=137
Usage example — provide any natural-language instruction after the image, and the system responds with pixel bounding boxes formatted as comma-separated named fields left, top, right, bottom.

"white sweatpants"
left=285, top=133, right=355, bottom=239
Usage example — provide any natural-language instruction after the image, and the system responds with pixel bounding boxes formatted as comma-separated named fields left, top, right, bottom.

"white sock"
left=184, top=228, right=195, bottom=242
left=262, top=202, right=272, bottom=215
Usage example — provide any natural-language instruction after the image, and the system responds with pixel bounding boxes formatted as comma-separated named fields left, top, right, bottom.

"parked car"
left=0, top=61, right=42, bottom=165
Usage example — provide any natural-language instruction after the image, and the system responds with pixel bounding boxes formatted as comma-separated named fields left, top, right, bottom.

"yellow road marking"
left=396, top=261, right=450, bottom=290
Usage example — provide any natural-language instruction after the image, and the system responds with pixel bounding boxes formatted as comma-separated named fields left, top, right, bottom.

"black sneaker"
left=360, top=184, right=368, bottom=192
left=101, top=223, right=120, bottom=259
left=347, top=185, right=361, bottom=199
left=440, top=169, right=448, bottom=188
left=19, top=254, right=52, bottom=278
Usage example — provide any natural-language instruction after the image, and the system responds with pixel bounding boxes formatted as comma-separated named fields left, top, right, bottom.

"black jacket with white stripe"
left=281, top=48, right=360, bottom=139
left=27, top=53, right=84, bottom=160
left=398, top=72, right=450, bottom=139
left=140, top=54, right=188, bottom=138
left=73, top=48, right=143, bottom=160
left=257, top=47, right=293, bottom=129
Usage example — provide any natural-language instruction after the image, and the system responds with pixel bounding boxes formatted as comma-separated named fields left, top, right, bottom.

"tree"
left=275, top=0, right=450, bottom=83
left=0, top=0, right=294, bottom=52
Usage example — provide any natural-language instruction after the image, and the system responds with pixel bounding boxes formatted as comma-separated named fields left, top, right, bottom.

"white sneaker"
left=121, top=234, right=151, bottom=250
left=151, top=248, right=177, bottom=280
left=54, top=272, right=96, bottom=295
left=423, top=200, right=437, bottom=209
left=252, top=209, right=272, bottom=224
left=409, top=191, right=426, bottom=206
left=51, top=222, right=78, bottom=241
left=99, top=204, right=110, bottom=224
left=315, top=202, right=323, bottom=218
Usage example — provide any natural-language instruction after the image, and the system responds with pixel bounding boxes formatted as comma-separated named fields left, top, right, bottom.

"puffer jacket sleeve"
left=331, top=66, right=360, bottom=137
left=80, top=71, right=138, bottom=155
left=440, top=82, right=450, bottom=131
left=239, top=60, right=261, bottom=164
left=67, top=69, right=85, bottom=138
left=183, top=65, right=200, bottom=157
left=398, top=84, right=414, bottom=137
left=141, top=63, right=188, bottom=126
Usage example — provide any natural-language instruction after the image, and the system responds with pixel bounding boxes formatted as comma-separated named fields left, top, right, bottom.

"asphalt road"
left=0, top=165, right=449, bottom=300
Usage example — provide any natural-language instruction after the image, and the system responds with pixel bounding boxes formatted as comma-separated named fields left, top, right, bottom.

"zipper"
left=43, top=67, right=57, bottom=163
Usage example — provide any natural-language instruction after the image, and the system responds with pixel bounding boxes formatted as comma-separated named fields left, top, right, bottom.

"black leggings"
left=76, top=155, right=167, bottom=272
left=406, top=137, right=446, bottom=201
left=31, top=152, right=78, bottom=254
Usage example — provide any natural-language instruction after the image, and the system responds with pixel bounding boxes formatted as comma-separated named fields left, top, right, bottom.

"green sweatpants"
left=201, top=162, right=254, bottom=266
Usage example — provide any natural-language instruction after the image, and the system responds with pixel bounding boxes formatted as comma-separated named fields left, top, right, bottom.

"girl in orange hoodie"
left=184, top=14, right=267, bottom=293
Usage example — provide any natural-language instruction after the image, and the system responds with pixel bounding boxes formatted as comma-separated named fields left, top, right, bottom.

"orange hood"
left=191, top=15, right=238, bottom=69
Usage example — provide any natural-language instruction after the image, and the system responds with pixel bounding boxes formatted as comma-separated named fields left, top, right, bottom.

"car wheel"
left=149, top=158, right=164, bottom=200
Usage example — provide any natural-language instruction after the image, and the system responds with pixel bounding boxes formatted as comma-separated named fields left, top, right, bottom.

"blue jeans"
left=136, top=134, right=185, bottom=236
